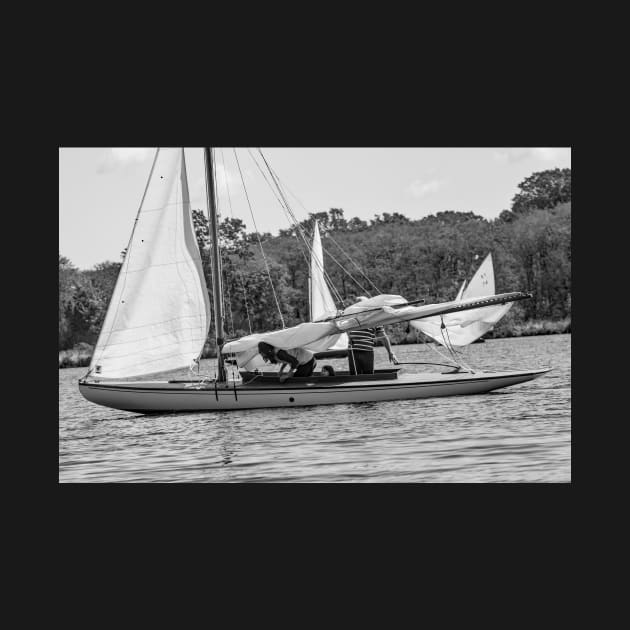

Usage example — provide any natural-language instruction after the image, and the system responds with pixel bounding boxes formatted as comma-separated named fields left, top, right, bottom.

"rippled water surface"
left=59, top=335, right=571, bottom=482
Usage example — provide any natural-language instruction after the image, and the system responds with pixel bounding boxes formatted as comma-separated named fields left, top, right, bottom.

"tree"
left=59, top=254, right=79, bottom=348
left=511, top=168, right=571, bottom=214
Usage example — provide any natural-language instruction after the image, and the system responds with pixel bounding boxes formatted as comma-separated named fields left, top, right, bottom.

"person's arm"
left=276, top=350, right=299, bottom=382
left=376, top=330, right=399, bottom=364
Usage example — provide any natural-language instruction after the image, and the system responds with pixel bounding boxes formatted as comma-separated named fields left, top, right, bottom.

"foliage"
left=59, top=168, right=571, bottom=354
left=511, top=168, right=571, bottom=214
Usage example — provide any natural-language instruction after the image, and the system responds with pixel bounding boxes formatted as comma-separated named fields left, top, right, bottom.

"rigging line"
left=233, top=148, right=286, bottom=328
left=313, top=238, right=372, bottom=298
left=220, top=148, right=252, bottom=335
left=244, top=147, right=334, bottom=317
left=417, top=321, right=460, bottom=366
left=251, top=147, right=346, bottom=308
left=256, top=148, right=374, bottom=299
left=223, top=263, right=236, bottom=338
left=91, top=147, right=161, bottom=372
left=245, top=148, right=312, bottom=270
left=246, top=149, right=301, bottom=228
left=251, top=151, right=350, bottom=309
left=251, top=149, right=317, bottom=257
left=439, top=317, right=468, bottom=369
left=252, top=148, right=358, bottom=302
left=442, top=322, right=473, bottom=372
left=256, top=150, right=374, bottom=293
left=324, top=231, right=381, bottom=294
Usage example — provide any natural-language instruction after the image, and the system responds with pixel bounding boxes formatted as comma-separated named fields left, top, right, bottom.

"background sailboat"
left=410, top=253, right=511, bottom=346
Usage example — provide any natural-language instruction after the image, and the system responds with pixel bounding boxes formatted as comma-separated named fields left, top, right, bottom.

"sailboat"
left=410, top=253, right=510, bottom=346
left=78, top=148, right=549, bottom=413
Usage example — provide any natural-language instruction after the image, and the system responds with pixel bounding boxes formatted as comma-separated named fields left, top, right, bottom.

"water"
left=58, top=335, right=571, bottom=482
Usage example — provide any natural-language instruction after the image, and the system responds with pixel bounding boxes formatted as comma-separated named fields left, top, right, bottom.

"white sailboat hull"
left=78, top=368, right=549, bottom=414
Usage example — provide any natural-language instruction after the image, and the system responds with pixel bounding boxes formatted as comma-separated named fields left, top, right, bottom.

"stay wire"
left=220, top=148, right=253, bottom=335
left=256, top=153, right=350, bottom=306
left=254, top=148, right=370, bottom=302
left=245, top=149, right=312, bottom=270
left=324, top=231, right=381, bottom=295
left=233, top=148, right=286, bottom=328
left=265, top=160, right=381, bottom=296
left=246, top=149, right=346, bottom=308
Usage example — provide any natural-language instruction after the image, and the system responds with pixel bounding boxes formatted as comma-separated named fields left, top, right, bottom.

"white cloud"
left=97, top=147, right=154, bottom=173
left=493, top=147, right=571, bottom=163
left=111, top=148, right=154, bottom=163
left=531, top=147, right=570, bottom=161
left=406, top=178, right=444, bottom=199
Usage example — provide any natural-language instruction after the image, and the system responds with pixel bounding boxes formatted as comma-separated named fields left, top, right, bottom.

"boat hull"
left=78, top=369, right=550, bottom=413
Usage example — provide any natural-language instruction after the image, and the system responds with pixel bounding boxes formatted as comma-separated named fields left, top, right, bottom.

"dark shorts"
left=348, top=349, right=374, bottom=375
left=294, top=357, right=316, bottom=377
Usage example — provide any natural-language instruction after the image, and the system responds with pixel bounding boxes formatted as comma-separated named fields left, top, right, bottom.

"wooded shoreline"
left=60, top=167, right=571, bottom=369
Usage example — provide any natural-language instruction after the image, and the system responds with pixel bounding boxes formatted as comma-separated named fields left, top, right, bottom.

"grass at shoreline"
left=59, top=319, right=571, bottom=369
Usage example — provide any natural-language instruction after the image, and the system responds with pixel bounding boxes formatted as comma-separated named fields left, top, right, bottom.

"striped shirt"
left=347, top=326, right=385, bottom=351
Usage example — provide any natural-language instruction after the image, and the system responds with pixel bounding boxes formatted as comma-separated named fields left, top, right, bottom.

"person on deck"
left=257, top=342, right=317, bottom=383
left=347, top=297, right=399, bottom=375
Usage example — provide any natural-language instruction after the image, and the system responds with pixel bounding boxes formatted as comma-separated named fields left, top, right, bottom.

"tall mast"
left=204, top=147, right=226, bottom=382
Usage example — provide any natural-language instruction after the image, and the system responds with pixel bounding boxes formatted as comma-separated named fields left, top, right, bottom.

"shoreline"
left=59, top=326, right=571, bottom=369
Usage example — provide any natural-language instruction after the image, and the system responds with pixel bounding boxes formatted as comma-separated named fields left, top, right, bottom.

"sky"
left=59, top=147, right=571, bottom=270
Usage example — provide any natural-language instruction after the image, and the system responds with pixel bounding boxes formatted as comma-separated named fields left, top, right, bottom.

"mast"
left=204, top=147, right=226, bottom=382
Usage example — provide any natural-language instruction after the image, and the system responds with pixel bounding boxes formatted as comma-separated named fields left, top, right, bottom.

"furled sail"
left=223, top=292, right=529, bottom=368
left=310, top=220, right=348, bottom=352
left=88, top=148, right=212, bottom=378
left=410, top=253, right=512, bottom=346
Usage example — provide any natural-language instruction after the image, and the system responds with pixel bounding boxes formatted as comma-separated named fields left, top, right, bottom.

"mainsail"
left=410, top=253, right=512, bottom=346
left=88, top=148, right=212, bottom=378
left=310, top=221, right=348, bottom=352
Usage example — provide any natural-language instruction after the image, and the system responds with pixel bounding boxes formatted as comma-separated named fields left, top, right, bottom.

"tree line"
left=59, top=167, right=571, bottom=353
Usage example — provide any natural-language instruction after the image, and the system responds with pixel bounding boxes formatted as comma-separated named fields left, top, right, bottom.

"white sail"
left=410, top=252, right=510, bottom=346
left=310, top=221, right=337, bottom=321
left=462, top=253, right=494, bottom=298
left=89, top=148, right=211, bottom=378
left=454, top=279, right=467, bottom=301
left=409, top=303, right=512, bottom=346
left=309, top=220, right=348, bottom=351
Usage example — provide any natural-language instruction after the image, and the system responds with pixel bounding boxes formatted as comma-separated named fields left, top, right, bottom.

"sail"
left=411, top=253, right=510, bottom=346
left=223, top=322, right=343, bottom=369
left=462, top=253, right=494, bottom=298
left=310, top=221, right=337, bottom=321
left=454, top=279, right=467, bottom=301
left=409, top=303, right=513, bottom=346
left=223, top=292, right=529, bottom=368
left=309, top=220, right=348, bottom=351
left=88, top=148, right=212, bottom=378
